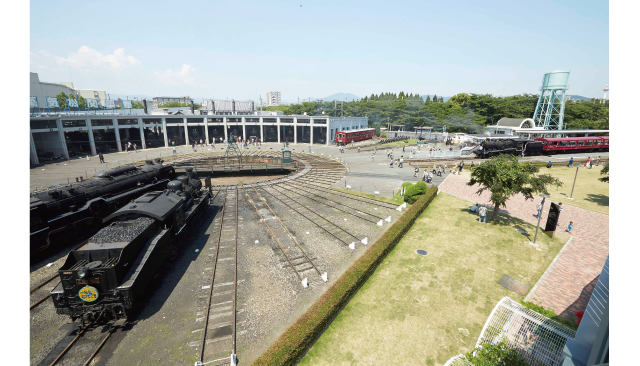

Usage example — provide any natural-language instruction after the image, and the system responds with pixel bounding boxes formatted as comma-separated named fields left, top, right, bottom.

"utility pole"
left=532, top=194, right=550, bottom=245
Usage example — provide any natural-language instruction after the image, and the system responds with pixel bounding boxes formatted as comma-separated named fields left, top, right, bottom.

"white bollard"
left=361, top=237, right=368, bottom=245
left=302, top=278, right=308, bottom=288
left=377, top=220, right=383, bottom=226
left=396, top=206, right=402, bottom=212
left=346, top=185, right=351, bottom=189
left=321, top=272, right=328, bottom=282
left=385, top=216, right=391, bottom=223
left=374, top=191, right=379, bottom=195
left=401, top=202, right=407, bottom=209
left=349, top=242, right=356, bottom=250
left=231, top=353, right=237, bottom=366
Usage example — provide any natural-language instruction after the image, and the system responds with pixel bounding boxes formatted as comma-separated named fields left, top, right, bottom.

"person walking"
left=358, top=146, right=360, bottom=153
left=414, top=166, right=419, bottom=178
left=478, top=205, right=487, bottom=223
left=125, top=142, right=129, bottom=153
left=99, top=153, right=105, bottom=163
left=172, top=146, right=176, bottom=154
left=133, top=143, right=137, bottom=152
left=536, top=202, right=542, bottom=218
left=402, top=146, right=405, bottom=153
left=372, top=153, right=375, bottom=162
left=389, top=158, right=394, bottom=168
left=547, top=161, right=553, bottom=169
left=374, top=147, right=377, bottom=154
left=569, top=157, right=574, bottom=167
left=399, top=157, right=403, bottom=168
left=422, top=169, right=427, bottom=181
left=597, top=156, right=601, bottom=166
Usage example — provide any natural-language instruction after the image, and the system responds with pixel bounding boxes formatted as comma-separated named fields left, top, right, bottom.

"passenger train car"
left=472, top=136, right=609, bottom=158
left=51, top=167, right=210, bottom=326
left=335, top=128, right=376, bottom=145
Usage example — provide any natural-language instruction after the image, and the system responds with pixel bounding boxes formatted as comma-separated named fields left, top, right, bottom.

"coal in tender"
left=88, top=217, right=155, bottom=244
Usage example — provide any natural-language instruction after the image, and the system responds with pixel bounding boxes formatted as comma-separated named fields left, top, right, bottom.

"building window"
left=568, top=141, right=576, bottom=147
left=187, top=118, right=203, bottom=123
left=143, top=118, right=161, bottom=124
left=246, top=118, right=259, bottom=122
left=313, top=119, right=327, bottom=124
left=227, top=118, right=242, bottom=122
left=297, top=119, right=310, bottom=123
left=30, top=120, right=58, bottom=129
left=91, top=119, right=113, bottom=127
left=280, top=118, right=293, bottom=123
left=578, top=141, right=584, bottom=146
left=209, top=118, right=223, bottom=123
left=166, top=118, right=183, bottom=124
left=263, top=118, right=277, bottom=123
left=117, top=119, right=139, bottom=125
left=62, top=120, right=87, bottom=127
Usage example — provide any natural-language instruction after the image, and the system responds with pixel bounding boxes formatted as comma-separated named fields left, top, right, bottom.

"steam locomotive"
left=30, top=159, right=175, bottom=255
left=51, top=167, right=210, bottom=326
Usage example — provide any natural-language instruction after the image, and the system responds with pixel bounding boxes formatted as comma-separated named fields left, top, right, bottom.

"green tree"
left=56, top=91, right=68, bottom=109
left=132, top=101, right=144, bottom=109
left=468, top=154, right=563, bottom=221
left=465, top=341, right=531, bottom=366
left=599, top=162, right=609, bottom=182
left=432, top=94, right=438, bottom=103
left=77, top=95, right=86, bottom=110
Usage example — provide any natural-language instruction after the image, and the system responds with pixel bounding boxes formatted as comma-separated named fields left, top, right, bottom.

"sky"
left=30, top=0, right=609, bottom=102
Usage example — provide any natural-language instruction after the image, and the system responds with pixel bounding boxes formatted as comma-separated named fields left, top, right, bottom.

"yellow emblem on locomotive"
left=78, top=286, right=99, bottom=302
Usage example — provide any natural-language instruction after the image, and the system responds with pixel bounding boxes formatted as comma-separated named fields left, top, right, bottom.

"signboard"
left=46, top=97, right=60, bottom=108
left=105, top=99, right=116, bottom=109
left=30, top=97, right=38, bottom=108
left=87, top=99, right=99, bottom=108
left=68, top=98, right=79, bottom=108
left=544, top=202, right=560, bottom=232
left=122, top=100, right=133, bottom=109
left=78, top=286, right=99, bottom=302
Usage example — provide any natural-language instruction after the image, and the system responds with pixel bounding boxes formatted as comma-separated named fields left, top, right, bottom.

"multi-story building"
left=152, top=96, right=194, bottom=108
left=266, top=91, right=281, bottom=107
left=30, top=73, right=107, bottom=107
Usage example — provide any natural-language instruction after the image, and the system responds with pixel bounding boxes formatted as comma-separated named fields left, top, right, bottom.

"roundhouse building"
left=29, top=111, right=367, bottom=165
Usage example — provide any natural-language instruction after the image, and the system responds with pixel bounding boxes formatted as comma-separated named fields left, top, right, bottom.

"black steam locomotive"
left=51, top=167, right=210, bottom=326
left=30, top=159, right=175, bottom=255
left=471, top=138, right=544, bottom=158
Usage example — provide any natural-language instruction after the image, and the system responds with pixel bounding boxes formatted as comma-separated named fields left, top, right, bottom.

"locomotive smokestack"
left=190, top=101, right=195, bottom=113
left=143, top=99, right=148, bottom=114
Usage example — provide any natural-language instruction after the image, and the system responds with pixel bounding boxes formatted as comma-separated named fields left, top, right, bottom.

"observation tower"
left=601, top=83, right=609, bottom=103
left=532, top=71, right=570, bottom=130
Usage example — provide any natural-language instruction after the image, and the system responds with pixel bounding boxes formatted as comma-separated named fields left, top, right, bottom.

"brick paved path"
left=439, top=174, right=609, bottom=317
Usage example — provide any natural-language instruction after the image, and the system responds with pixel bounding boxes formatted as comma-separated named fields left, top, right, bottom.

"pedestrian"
left=99, top=153, right=104, bottom=163
left=402, top=146, right=405, bottom=153
left=471, top=161, right=475, bottom=169
left=428, top=171, right=433, bottom=183
left=414, top=166, right=419, bottom=177
left=422, top=169, right=427, bottom=181
left=547, top=161, right=553, bottom=169
left=536, top=202, right=542, bottom=218
left=172, top=146, right=176, bottom=154
left=125, top=143, right=129, bottom=153
left=565, top=221, right=574, bottom=234
left=389, top=158, right=394, bottom=168
left=569, top=157, right=574, bottom=167
left=372, top=153, right=375, bottom=162
left=458, top=161, right=463, bottom=172
left=587, top=156, right=591, bottom=166
left=133, top=143, right=137, bottom=152
left=309, top=146, right=312, bottom=153
left=374, top=147, right=377, bottom=154
left=399, top=157, right=403, bottom=168
left=358, top=146, right=360, bottom=153
left=557, top=203, right=564, bottom=226
left=437, top=167, right=442, bottom=177
left=597, top=156, right=601, bottom=166
left=478, top=205, right=488, bottom=223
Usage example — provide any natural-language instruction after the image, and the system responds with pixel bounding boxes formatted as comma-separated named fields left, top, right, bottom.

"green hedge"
left=251, top=186, right=440, bottom=366
left=520, top=301, right=578, bottom=331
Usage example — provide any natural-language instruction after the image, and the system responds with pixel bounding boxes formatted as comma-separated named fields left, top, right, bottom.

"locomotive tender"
left=30, top=159, right=175, bottom=254
left=51, top=167, right=210, bottom=326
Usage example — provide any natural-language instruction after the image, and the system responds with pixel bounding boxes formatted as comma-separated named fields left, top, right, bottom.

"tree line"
left=259, top=92, right=609, bottom=133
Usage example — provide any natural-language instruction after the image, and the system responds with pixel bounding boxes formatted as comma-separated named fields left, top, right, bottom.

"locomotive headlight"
left=77, top=269, right=87, bottom=278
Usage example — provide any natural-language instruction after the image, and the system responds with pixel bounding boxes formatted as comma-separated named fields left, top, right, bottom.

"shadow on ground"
left=584, top=194, right=609, bottom=207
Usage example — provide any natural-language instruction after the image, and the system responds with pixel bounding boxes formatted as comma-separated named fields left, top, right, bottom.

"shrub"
left=404, top=181, right=428, bottom=204
left=251, top=187, right=439, bottom=366
left=465, top=341, right=531, bottom=366
left=381, top=132, right=387, bottom=138
left=520, top=301, right=578, bottom=331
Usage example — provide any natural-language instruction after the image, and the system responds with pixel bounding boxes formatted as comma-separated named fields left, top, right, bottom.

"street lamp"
left=567, top=166, right=582, bottom=200
left=532, top=193, right=550, bottom=245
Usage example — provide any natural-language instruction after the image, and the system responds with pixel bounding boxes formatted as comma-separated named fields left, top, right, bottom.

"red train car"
left=534, top=136, right=609, bottom=154
left=335, top=128, right=376, bottom=145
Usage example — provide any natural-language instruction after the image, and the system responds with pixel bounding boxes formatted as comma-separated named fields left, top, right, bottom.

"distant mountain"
left=420, top=95, right=451, bottom=102
left=319, top=93, right=361, bottom=101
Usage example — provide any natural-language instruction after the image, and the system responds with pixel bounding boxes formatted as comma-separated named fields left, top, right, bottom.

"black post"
left=569, top=167, right=579, bottom=199
left=533, top=197, right=546, bottom=244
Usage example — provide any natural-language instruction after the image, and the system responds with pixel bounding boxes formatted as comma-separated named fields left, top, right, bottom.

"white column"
left=260, top=119, right=264, bottom=142
left=326, top=124, right=330, bottom=146
left=86, top=117, right=97, bottom=155
left=310, top=121, right=314, bottom=145
left=242, top=118, right=246, bottom=141
left=30, top=131, right=39, bottom=165
left=113, top=118, right=122, bottom=152
left=138, top=117, right=146, bottom=149
left=277, top=123, right=281, bottom=143
left=162, top=117, right=169, bottom=147
left=204, top=118, right=210, bottom=144
left=55, top=119, right=70, bottom=159
left=183, top=117, right=189, bottom=145
left=293, top=117, right=297, bottom=144
left=223, top=117, right=228, bottom=142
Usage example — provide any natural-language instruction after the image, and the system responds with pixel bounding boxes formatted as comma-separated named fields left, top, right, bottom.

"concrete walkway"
left=439, top=173, right=609, bottom=317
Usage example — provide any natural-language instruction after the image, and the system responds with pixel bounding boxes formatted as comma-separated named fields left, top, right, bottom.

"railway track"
left=261, top=185, right=367, bottom=249
left=198, top=188, right=241, bottom=366
left=40, top=324, right=118, bottom=366
left=241, top=184, right=327, bottom=288
left=286, top=180, right=398, bottom=210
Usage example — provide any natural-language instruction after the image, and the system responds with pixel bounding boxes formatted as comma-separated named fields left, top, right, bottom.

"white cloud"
left=153, top=64, right=199, bottom=87
left=52, top=46, right=140, bottom=73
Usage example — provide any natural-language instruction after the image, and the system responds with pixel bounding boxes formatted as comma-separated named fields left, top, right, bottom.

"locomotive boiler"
left=50, top=167, right=210, bottom=326
left=30, top=159, right=175, bottom=255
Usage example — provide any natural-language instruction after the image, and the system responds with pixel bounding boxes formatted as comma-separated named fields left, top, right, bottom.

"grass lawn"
left=298, top=192, right=568, bottom=366
left=379, top=138, right=421, bottom=148
left=461, top=164, right=609, bottom=215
